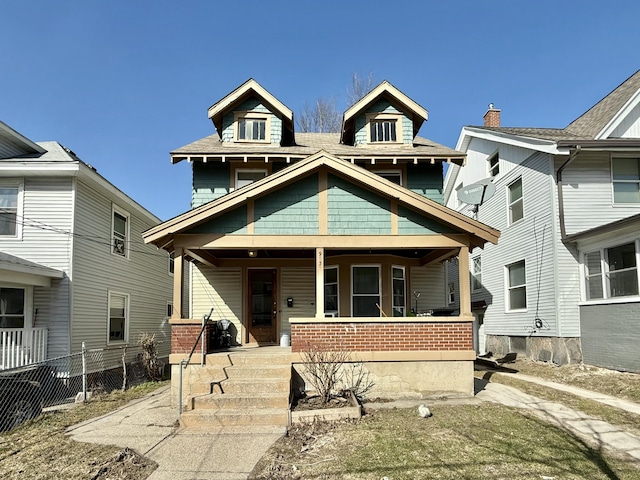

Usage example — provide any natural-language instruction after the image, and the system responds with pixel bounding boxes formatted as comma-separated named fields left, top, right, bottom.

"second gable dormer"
left=207, top=79, right=295, bottom=146
left=340, top=80, right=428, bottom=147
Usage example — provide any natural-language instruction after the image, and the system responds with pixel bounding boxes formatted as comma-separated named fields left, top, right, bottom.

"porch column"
left=172, top=247, right=183, bottom=319
left=458, top=245, right=472, bottom=317
left=315, top=247, right=324, bottom=318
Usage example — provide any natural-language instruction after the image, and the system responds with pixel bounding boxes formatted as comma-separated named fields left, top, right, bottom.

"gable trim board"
left=144, top=151, right=499, bottom=249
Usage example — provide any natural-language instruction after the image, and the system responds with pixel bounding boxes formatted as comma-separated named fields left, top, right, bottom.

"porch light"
left=248, top=250, right=257, bottom=258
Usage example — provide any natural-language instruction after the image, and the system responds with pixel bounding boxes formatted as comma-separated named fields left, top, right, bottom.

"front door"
left=248, top=269, right=277, bottom=344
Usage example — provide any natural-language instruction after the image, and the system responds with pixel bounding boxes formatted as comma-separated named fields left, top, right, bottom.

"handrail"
left=178, top=308, right=213, bottom=417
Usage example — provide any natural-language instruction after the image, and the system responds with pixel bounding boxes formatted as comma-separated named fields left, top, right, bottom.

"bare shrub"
left=138, top=333, right=164, bottom=381
left=340, top=362, right=374, bottom=402
left=300, top=341, right=349, bottom=405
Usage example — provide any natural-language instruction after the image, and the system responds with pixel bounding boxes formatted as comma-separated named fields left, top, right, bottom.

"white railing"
left=0, top=328, right=48, bottom=370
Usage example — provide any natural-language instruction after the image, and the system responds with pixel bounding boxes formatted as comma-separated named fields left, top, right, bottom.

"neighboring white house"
left=443, top=69, right=640, bottom=372
left=0, top=121, right=173, bottom=370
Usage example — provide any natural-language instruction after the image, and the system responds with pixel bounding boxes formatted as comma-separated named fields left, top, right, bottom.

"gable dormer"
left=340, top=81, right=428, bottom=147
left=207, top=79, right=295, bottom=146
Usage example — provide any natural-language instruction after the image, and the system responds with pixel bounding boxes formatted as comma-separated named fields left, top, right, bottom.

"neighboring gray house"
left=0, top=121, right=173, bottom=370
left=443, top=69, right=640, bottom=372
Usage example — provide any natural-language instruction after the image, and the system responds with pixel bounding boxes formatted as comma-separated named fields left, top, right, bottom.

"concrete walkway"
left=475, top=374, right=640, bottom=462
left=66, top=386, right=284, bottom=479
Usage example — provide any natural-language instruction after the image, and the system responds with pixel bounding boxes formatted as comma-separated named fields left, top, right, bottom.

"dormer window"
left=367, top=113, right=401, bottom=143
left=235, top=112, right=270, bottom=142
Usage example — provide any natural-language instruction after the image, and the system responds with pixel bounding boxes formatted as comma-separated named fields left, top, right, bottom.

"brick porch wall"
left=171, top=323, right=213, bottom=354
left=291, top=321, right=473, bottom=352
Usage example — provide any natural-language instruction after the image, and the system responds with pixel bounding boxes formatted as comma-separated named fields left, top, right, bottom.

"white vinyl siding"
left=71, top=180, right=172, bottom=357
left=191, top=265, right=242, bottom=344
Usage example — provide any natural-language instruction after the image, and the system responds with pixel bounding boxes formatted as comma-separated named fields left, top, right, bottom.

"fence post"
left=82, top=342, right=87, bottom=402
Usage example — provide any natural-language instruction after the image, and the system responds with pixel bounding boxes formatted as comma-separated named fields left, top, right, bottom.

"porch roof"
left=143, top=151, right=500, bottom=250
left=0, top=252, right=64, bottom=287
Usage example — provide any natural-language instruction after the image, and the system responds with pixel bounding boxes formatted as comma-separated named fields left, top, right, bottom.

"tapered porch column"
left=458, top=245, right=472, bottom=317
left=172, top=247, right=183, bottom=319
left=315, top=247, right=324, bottom=318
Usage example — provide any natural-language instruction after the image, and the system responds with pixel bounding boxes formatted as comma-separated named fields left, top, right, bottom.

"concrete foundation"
left=485, top=335, right=582, bottom=365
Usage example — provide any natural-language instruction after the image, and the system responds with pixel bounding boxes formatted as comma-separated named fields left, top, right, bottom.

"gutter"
left=556, top=145, right=581, bottom=242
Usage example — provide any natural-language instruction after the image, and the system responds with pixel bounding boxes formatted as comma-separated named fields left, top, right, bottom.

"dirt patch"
left=91, top=448, right=157, bottom=480
left=291, top=394, right=351, bottom=411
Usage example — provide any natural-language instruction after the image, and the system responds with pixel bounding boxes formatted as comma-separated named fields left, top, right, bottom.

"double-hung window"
left=352, top=265, right=381, bottom=317
left=108, top=292, right=129, bottom=342
left=235, top=112, right=269, bottom=142
left=0, top=184, right=21, bottom=238
left=0, top=287, right=25, bottom=328
left=112, top=208, right=129, bottom=257
left=506, top=260, right=527, bottom=311
left=612, top=157, right=640, bottom=204
left=508, top=178, right=523, bottom=224
left=584, top=242, right=638, bottom=300
left=392, top=266, right=406, bottom=317
left=472, top=256, right=482, bottom=291
left=324, top=266, right=339, bottom=316
left=448, top=282, right=455, bottom=305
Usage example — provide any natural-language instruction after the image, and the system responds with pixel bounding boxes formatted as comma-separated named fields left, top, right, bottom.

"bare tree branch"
left=347, top=71, right=375, bottom=106
left=297, top=97, right=342, bottom=133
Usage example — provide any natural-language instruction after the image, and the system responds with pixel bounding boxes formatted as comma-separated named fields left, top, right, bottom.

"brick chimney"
left=483, top=103, right=501, bottom=127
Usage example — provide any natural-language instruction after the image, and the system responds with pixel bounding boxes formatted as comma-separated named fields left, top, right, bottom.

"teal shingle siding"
left=254, top=174, right=319, bottom=234
left=221, top=98, right=282, bottom=144
left=406, top=162, right=444, bottom=203
left=328, top=174, right=391, bottom=234
left=192, top=163, right=230, bottom=208
left=397, top=205, right=458, bottom=234
left=186, top=205, right=248, bottom=234
left=354, top=101, right=412, bottom=146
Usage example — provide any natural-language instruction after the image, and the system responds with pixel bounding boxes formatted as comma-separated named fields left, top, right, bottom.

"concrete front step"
left=222, top=378, right=290, bottom=394
left=192, top=392, right=290, bottom=410
left=180, top=408, right=289, bottom=428
left=224, top=364, right=291, bottom=379
left=228, top=352, right=291, bottom=366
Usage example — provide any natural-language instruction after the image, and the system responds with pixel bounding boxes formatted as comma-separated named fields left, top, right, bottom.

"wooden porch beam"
left=174, top=234, right=471, bottom=250
left=419, top=248, right=458, bottom=266
left=185, top=249, right=220, bottom=267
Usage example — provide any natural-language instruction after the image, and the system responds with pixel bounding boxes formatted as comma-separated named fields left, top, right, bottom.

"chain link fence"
left=0, top=343, right=166, bottom=432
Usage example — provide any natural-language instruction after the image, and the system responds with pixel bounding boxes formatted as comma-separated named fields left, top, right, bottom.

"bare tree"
left=297, top=97, right=342, bottom=133
left=346, top=71, right=375, bottom=106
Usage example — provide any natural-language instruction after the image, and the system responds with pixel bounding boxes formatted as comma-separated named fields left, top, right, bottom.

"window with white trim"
left=612, top=157, right=640, bottom=204
left=488, top=152, right=499, bottom=177
left=447, top=282, right=455, bottom=305
left=392, top=266, right=406, bottom=317
left=506, top=260, right=527, bottom=311
left=508, top=177, right=523, bottom=224
left=169, top=251, right=175, bottom=275
left=108, top=292, right=129, bottom=342
left=472, top=256, right=482, bottom=291
left=0, top=183, right=22, bottom=238
left=112, top=207, right=129, bottom=257
left=352, top=265, right=381, bottom=317
left=584, top=242, right=638, bottom=300
left=367, top=114, right=401, bottom=143
left=167, top=302, right=173, bottom=318
left=324, top=266, right=339, bottom=315
left=374, top=170, right=402, bottom=185
left=235, top=112, right=270, bottom=142
left=235, top=169, right=267, bottom=189
left=0, top=287, right=25, bottom=328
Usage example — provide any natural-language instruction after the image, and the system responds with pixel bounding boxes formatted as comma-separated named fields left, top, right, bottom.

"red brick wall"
left=291, top=321, right=473, bottom=352
left=171, top=324, right=213, bottom=354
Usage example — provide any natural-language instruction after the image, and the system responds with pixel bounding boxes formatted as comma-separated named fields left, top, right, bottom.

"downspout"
left=556, top=145, right=581, bottom=242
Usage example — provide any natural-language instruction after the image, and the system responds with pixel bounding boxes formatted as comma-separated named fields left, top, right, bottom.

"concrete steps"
left=180, top=347, right=292, bottom=429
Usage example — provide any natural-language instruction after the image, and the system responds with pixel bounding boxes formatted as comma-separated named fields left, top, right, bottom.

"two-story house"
left=0, top=121, right=173, bottom=371
left=444, top=69, right=640, bottom=373
left=143, top=78, right=499, bottom=412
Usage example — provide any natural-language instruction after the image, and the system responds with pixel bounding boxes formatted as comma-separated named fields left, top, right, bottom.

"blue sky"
left=2, top=1, right=639, bottom=221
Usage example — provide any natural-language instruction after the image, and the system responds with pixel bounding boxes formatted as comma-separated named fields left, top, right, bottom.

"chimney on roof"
left=484, top=103, right=501, bottom=127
